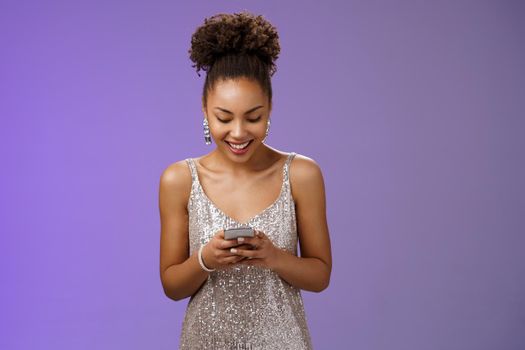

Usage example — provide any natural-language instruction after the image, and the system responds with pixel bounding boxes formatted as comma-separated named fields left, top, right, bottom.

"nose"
left=229, top=119, right=249, bottom=139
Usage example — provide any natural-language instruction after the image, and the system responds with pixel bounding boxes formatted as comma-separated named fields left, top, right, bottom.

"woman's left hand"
left=231, top=230, right=281, bottom=270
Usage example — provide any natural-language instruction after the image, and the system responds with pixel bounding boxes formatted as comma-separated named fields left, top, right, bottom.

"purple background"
left=1, top=1, right=524, bottom=349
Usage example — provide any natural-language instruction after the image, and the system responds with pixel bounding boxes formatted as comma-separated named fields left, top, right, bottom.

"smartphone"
left=224, top=227, right=255, bottom=240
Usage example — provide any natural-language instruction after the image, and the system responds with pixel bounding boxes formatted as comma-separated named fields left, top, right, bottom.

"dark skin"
left=159, top=77, right=332, bottom=301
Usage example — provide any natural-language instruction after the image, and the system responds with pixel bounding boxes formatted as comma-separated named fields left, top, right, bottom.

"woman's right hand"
left=200, top=229, right=252, bottom=270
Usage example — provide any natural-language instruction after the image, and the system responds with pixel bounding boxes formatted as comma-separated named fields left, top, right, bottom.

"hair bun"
left=189, top=11, right=280, bottom=76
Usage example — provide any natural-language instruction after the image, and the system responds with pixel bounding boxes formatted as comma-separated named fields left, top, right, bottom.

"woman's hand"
left=232, top=230, right=282, bottom=270
left=201, top=229, right=253, bottom=270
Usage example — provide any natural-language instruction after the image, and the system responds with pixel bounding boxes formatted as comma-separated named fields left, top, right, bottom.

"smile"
left=226, top=140, right=253, bottom=154
left=226, top=140, right=252, bottom=149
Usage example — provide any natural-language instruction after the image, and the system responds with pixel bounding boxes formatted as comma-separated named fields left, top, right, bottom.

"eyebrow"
left=213, top=105, right=263, bottom=115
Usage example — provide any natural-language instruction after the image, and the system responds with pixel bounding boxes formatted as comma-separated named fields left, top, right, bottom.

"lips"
left=225, top=140, right=253, bottom=149
left=225, top=140, right=253, bottom=154
left=226, top=140, right=253, bottom=145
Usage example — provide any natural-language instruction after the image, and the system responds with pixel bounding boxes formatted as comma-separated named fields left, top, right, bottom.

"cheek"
left=255, top=124, right=267, bottom=134
left=209, top=125, right=227, bottom=136
left=209, top=122, right=266, bottom=139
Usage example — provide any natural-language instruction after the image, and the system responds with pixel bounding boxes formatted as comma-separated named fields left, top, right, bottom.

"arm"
left=272, top=155, right=332, bottom=292
left=159, top=161, right=210, bottom=301
left=272, top=249, right=330, bottom=293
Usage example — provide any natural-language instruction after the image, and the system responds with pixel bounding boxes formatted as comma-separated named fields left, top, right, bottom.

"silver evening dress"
left=179, top=152, right=313, bottom=349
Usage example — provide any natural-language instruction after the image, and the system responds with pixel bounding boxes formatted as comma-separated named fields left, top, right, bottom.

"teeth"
left=228, top=141, right=250, bottom=149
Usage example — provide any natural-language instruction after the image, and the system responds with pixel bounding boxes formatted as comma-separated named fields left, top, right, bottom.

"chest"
left=196, top=168, right=285, bottom=225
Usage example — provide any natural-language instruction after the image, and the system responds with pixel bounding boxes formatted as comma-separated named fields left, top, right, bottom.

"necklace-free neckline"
left=190, top=153, right=293, bottom=226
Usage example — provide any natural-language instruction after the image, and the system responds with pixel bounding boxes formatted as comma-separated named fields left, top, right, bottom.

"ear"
left=202, top=100, right=208, bottom=115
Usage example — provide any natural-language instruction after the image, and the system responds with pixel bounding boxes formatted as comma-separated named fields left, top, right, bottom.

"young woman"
left=159, top=11, right=332, bottom=349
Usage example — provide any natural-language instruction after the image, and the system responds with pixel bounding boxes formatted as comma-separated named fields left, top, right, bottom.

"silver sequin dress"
left=179, top=152, right=313, bottom=350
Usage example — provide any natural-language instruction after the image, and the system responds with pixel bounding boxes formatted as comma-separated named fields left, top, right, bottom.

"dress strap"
left=283, top=152, right=297, bottom=183
left=185, top=158, right=198, bottom=183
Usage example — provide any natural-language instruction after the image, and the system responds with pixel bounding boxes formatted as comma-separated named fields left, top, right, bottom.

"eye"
left=216, top=116, right=230, bottom=123
left=216, top=116, right=262, bottom=123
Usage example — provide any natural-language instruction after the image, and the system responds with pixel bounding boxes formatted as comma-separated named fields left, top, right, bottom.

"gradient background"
left=1, top=0, right=524, bottom=349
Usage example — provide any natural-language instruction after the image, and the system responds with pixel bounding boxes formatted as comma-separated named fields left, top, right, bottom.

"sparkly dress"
left=179, top=152, right=313, bottom=350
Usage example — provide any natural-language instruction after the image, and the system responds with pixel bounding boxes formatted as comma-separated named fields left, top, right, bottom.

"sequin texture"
left=179, top=152, right=313, bottom=350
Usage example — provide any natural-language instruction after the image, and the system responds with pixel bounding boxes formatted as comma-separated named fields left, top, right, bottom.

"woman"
left=159, top=11, right=332, bottom=349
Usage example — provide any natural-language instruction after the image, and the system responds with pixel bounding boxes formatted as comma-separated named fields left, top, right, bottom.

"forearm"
left=162, top=251, right=210, bottom=301
left=271, top=248, right=330, bottom=292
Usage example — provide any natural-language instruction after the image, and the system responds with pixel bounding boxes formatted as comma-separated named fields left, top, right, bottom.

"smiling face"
left=203, top=77, right=271, bottom=163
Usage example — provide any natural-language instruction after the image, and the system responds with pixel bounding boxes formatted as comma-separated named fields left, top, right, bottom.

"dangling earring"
left=262, top=118, right=271, bottom=144
left=203, top=117, right=212, bottom=145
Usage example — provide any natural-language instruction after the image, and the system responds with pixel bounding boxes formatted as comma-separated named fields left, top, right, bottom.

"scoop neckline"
left=189, top=152, right=294, bottom=226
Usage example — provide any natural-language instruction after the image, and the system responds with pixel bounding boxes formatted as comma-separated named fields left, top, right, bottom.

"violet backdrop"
left=1, top=0, right=524, bottom=349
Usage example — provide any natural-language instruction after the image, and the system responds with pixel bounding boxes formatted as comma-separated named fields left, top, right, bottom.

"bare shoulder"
left=159, top=159, right=193, bottom=210
left=158, top=159, right=194, bottom=276
left=288, top=153, right=331, bottom=290
left=289, top=153, right=325, bottom=201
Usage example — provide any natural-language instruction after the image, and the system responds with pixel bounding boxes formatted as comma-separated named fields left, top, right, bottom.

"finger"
left=235, top=243, right=254, bottom=250
left=230, top=247, right=257, bottom=258
left=236, top=256, right=250, bottom=264
left=223, top=243, right=253, bottom=252
left=256, top=231, right=271, bottom=246
left=236, top=236, right=255, bottom=245
left=236, top=256, right=248, bottom=263
left=222, top=249, right=242, bottom=258
left=239, top=233, right=263, bottom=245
left=223, top=255, right=243, bottom=264
left=220, top=239, right=240, bottom=249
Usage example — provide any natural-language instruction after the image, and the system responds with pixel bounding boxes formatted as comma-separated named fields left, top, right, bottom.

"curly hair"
left=188, top=11, right=281, bottom=108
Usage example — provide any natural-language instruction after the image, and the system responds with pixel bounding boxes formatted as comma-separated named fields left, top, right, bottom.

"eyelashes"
left=217, top=116, right=262, bottom=123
